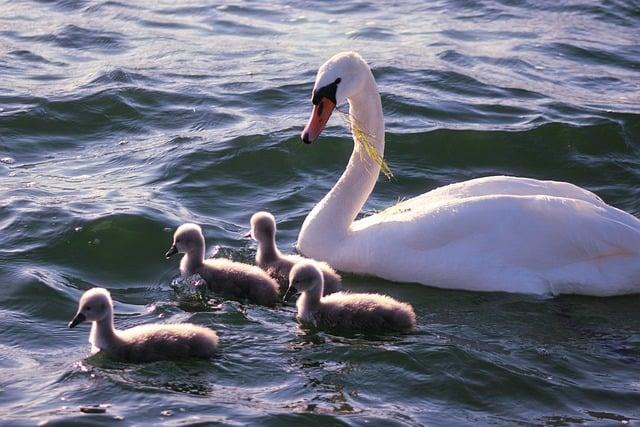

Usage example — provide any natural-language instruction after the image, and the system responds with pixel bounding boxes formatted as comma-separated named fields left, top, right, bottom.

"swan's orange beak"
left=301, top=97, right=336, bottom=144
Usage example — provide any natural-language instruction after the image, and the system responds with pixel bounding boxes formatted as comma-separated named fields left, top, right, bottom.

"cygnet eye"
left=86, top=306, right=92, bottom=311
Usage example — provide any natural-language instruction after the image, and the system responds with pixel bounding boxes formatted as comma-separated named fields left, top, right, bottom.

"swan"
left=297, top=51, right=640, bottom=296
left=248, top=211, right=342, bottom=295
left=166, top=223, right=280, bottom=307
left=285, top=261, right=416, bottom=332
left=69, top=288, right=219, bottom=362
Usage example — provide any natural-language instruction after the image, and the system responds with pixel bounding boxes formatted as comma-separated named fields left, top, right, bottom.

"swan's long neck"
left=298, top=74, right=384, bottom=257
left=180, top=246, right=204, bottom=277
left=90, top=309, right=121, bottom=350
left=257, top=235, right=280, bottom=264
left=297, top=281, right=324, bottom=322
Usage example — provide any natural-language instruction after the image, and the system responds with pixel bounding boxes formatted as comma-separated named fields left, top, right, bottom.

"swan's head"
left=284, top=261, right=324, bottom=300
left=165, top=223, right=205, bottom=258
left=301, top=52, right=371, bottom=144
left=248, top=211, right=276, bottom=244
left=69, top=288, right=113, bottom=328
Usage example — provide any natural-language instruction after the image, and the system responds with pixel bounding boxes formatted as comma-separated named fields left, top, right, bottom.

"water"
left=1, top=0, right=639, bottom=425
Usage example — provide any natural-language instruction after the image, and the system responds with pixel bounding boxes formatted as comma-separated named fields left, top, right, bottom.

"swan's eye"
left=176, top=239, right=181, bottom=243
left=312, top=79, right=340, bottom=105
left=86, top=306, right=91, bottom=311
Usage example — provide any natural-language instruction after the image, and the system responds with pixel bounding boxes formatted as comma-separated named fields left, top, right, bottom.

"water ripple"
left=0, top=0, right=639, bottom=425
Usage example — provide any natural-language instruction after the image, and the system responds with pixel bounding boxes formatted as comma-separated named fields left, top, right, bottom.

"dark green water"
left=1, top=0, right=639, bottom=425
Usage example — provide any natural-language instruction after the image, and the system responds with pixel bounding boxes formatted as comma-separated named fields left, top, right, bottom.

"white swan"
left=297, top=51, right=640, bottom=296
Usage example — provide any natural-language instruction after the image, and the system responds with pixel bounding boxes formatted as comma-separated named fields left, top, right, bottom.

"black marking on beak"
left=311, top=77, right=341, bottom=105
left=243, top=231, right=252, bottom=239
left=68, top=312, right=86, bottom=328
left=165, top=244, right=178, bottom=259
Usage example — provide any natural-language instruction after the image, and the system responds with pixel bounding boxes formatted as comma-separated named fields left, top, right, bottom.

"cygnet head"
left=248, top=212, right=276, bottom=244
left=284, top=261, right=324, bottom=300
left=302, top=51, right=371, bottom=143
left=69, top=288, right=113, bottom=328
left=165, top=223, right=205, bottom=258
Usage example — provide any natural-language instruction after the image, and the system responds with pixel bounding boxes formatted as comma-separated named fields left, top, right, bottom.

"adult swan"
left=296, top=51, right=640, bottom=296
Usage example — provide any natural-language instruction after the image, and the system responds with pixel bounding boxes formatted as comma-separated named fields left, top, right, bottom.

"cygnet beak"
left=165, top=244, right=178, bottom=259
left=282, top=286, right=297, bottom=302
left=68, top=312, right=86, bottom=328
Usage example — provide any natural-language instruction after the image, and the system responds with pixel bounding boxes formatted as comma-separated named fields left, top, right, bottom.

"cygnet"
left=285, top=261, right=416, bottom=333
left=69, top=288, right=219, bottom=362
left=166, top=223, right=279, bottom=307
left=248, top=211, right=341, bottom=295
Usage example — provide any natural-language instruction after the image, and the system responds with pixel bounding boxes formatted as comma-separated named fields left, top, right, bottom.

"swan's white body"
left=297, top=52, right=640, bottom=296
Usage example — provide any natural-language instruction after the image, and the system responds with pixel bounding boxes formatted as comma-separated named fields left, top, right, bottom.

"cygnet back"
left=199, top=258, right=280, bottom=307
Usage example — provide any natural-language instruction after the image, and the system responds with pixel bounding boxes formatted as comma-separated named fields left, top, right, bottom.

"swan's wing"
left=347, top=194, right=640, bottom=294
left=367, top=194, right=639, bottom=260
left=367, top=176, right=607, bottom=223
